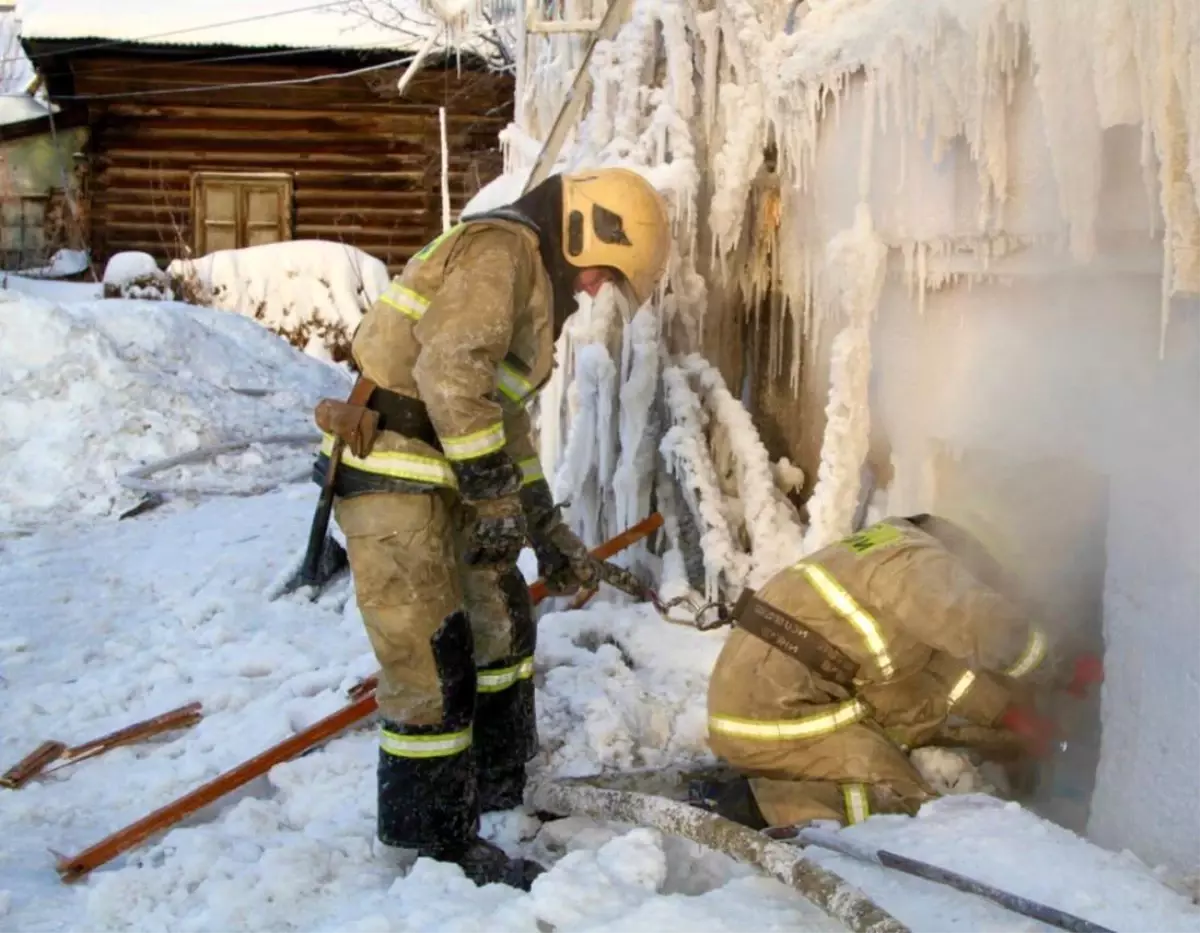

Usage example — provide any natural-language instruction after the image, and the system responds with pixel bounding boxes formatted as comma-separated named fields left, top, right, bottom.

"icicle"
left=804, top=204, right=888, bottom=554
left=612, top=308, right=661, bottom=563
left=660, top=363, right=753, bottom=600
left=681, top=354, right=806, bottom=584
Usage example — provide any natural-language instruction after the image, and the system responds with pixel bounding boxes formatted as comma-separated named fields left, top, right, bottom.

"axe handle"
left=297, top=438, right=343, bottom=584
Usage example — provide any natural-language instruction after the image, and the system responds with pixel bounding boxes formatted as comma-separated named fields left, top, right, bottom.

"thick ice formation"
left=498, top=0, right=1199, bottom=607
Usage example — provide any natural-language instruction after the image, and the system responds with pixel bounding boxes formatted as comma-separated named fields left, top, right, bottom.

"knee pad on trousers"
left=497, top=566, right=536, bottom=658
left=432, top=609, right=476, bottom=731
left=377, top=610, right=479, bottom=852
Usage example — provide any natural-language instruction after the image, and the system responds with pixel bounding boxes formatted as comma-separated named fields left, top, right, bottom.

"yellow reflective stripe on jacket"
left=842, top=783, right=871, bottom=824
left=708, top=699, right=868, bottom=741
left=519, top=457, right=544, bottom=486
left=497, top=360, right=536, bottom=404
left=415, top=224, right=460, bottom=260
left=1005, top=629, right=1047, bottom=679
left=379, top=283, right=430, bottom=320
left=380, top=727, right=471, bottom=759
left=947, top=670, right=977, bottom=707
left=441, top=423, right=506, bottom=461
left=796, top=563, right=896, bottom=680
left=477, top=657, right=534, bottom=694
left=320, top=434, right=456, bottom=486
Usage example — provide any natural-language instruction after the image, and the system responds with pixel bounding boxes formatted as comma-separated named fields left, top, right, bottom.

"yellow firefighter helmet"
left=560, top=167, right=671, bottom=306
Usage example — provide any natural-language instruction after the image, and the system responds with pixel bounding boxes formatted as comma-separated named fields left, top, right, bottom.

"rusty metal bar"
left=56, top=694, right=378, bottom=883
left=1, top=741, right=67, bottom=789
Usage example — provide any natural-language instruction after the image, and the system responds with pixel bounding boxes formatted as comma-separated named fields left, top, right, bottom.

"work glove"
left=1065, top=653, right=1104, bottom=699
left=519, top=479, right=600, bottom=596
left=452, top=451, right=528, bottom=566
left=998, top=704, right=1058, bottom=760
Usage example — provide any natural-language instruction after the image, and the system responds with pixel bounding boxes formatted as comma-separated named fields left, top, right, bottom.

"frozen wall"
left=793, top=66, right=1200, bottom=871
left=871, top=264, right=1200, bottom=873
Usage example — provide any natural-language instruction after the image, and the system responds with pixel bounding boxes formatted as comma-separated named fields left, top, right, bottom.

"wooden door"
left=192, top=172, right=293, bottom=256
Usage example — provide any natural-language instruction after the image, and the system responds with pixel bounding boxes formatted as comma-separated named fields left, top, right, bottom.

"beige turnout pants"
left=710, top=717, right=936, bottom=827
left=335, top=490, right=526, bottom=725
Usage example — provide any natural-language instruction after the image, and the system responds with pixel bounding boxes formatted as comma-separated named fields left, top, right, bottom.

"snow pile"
left=536, top=604, right=725, bottom=776
left=18, top=248, right=90, bottom=279
left=0, top=289, right=348, bottom=528
left=19, top=0, right=502, bottom=58
left=103, top=251, right=174, bottom=300
left=807, top=794, right=1200, bottom=932
left=169, top=241, right=389, bottom=363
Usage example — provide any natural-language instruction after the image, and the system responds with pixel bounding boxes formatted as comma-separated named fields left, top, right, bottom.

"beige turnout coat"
left=327, top=218, right=556, bottom=488
left=327, top=219, right=558, bottom=726
left=707, top=517, right=1053, bottom=826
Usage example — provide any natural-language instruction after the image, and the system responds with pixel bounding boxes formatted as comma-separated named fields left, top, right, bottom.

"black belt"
left=367, top=385, right=441, bottom=452
left=732, top=588, right=861, bottom=687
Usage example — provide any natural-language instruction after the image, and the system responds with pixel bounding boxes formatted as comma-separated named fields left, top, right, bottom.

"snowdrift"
left=0, top=289, right=349, bottom=529
left=168, top=241, right=390, bottom=362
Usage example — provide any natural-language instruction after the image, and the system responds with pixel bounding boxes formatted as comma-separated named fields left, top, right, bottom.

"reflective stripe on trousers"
left=708, top=699, right=869, bottom=741
left=795, top=562, right=895, bottom=680
left=379, top=656, right=533, bottom=756
left=477, top=656, right=534, bottom=694
left=380, top=726, right=472, bottom=759
left=842, top=783, right=871, bottom=824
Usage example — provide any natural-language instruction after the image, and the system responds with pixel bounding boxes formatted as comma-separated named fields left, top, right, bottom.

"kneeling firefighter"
left=704, top=514, right=1103, bottom=829
left=312, top=168, right=671, bottom=889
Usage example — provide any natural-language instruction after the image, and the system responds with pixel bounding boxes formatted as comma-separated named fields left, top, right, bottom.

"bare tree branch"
left=345, top=0, right=517, bottom=71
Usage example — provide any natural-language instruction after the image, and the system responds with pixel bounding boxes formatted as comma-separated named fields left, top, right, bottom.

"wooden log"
left=101, top=101, right=508, bottom=128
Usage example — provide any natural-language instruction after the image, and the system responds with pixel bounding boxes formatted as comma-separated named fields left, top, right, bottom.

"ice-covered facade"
left=453, top=0, right=1200, bottom=876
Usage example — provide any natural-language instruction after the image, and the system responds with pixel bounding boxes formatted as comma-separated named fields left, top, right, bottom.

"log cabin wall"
left=25, top=46, right=513, bottom=274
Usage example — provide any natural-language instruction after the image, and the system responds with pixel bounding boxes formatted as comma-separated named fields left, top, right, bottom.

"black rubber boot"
left=451, top=837, right=546, bottom=891
left=377, top=723, right=479, bottom=850
left=687, top=775, right=768, bottom=830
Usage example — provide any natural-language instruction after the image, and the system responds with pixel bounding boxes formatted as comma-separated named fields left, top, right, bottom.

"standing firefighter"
left=706, top=514, right=1102, bottom=829
left=313, top=168, right=670, bottom=889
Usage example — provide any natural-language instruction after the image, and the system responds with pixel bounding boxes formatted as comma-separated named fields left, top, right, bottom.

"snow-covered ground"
left=1, top=286, right=1198, bottom=932
left=0, top=278, right=349, bottom=531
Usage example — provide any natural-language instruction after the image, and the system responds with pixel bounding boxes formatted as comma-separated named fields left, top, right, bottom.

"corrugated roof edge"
left=17, top=37, right=508, bottom=69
